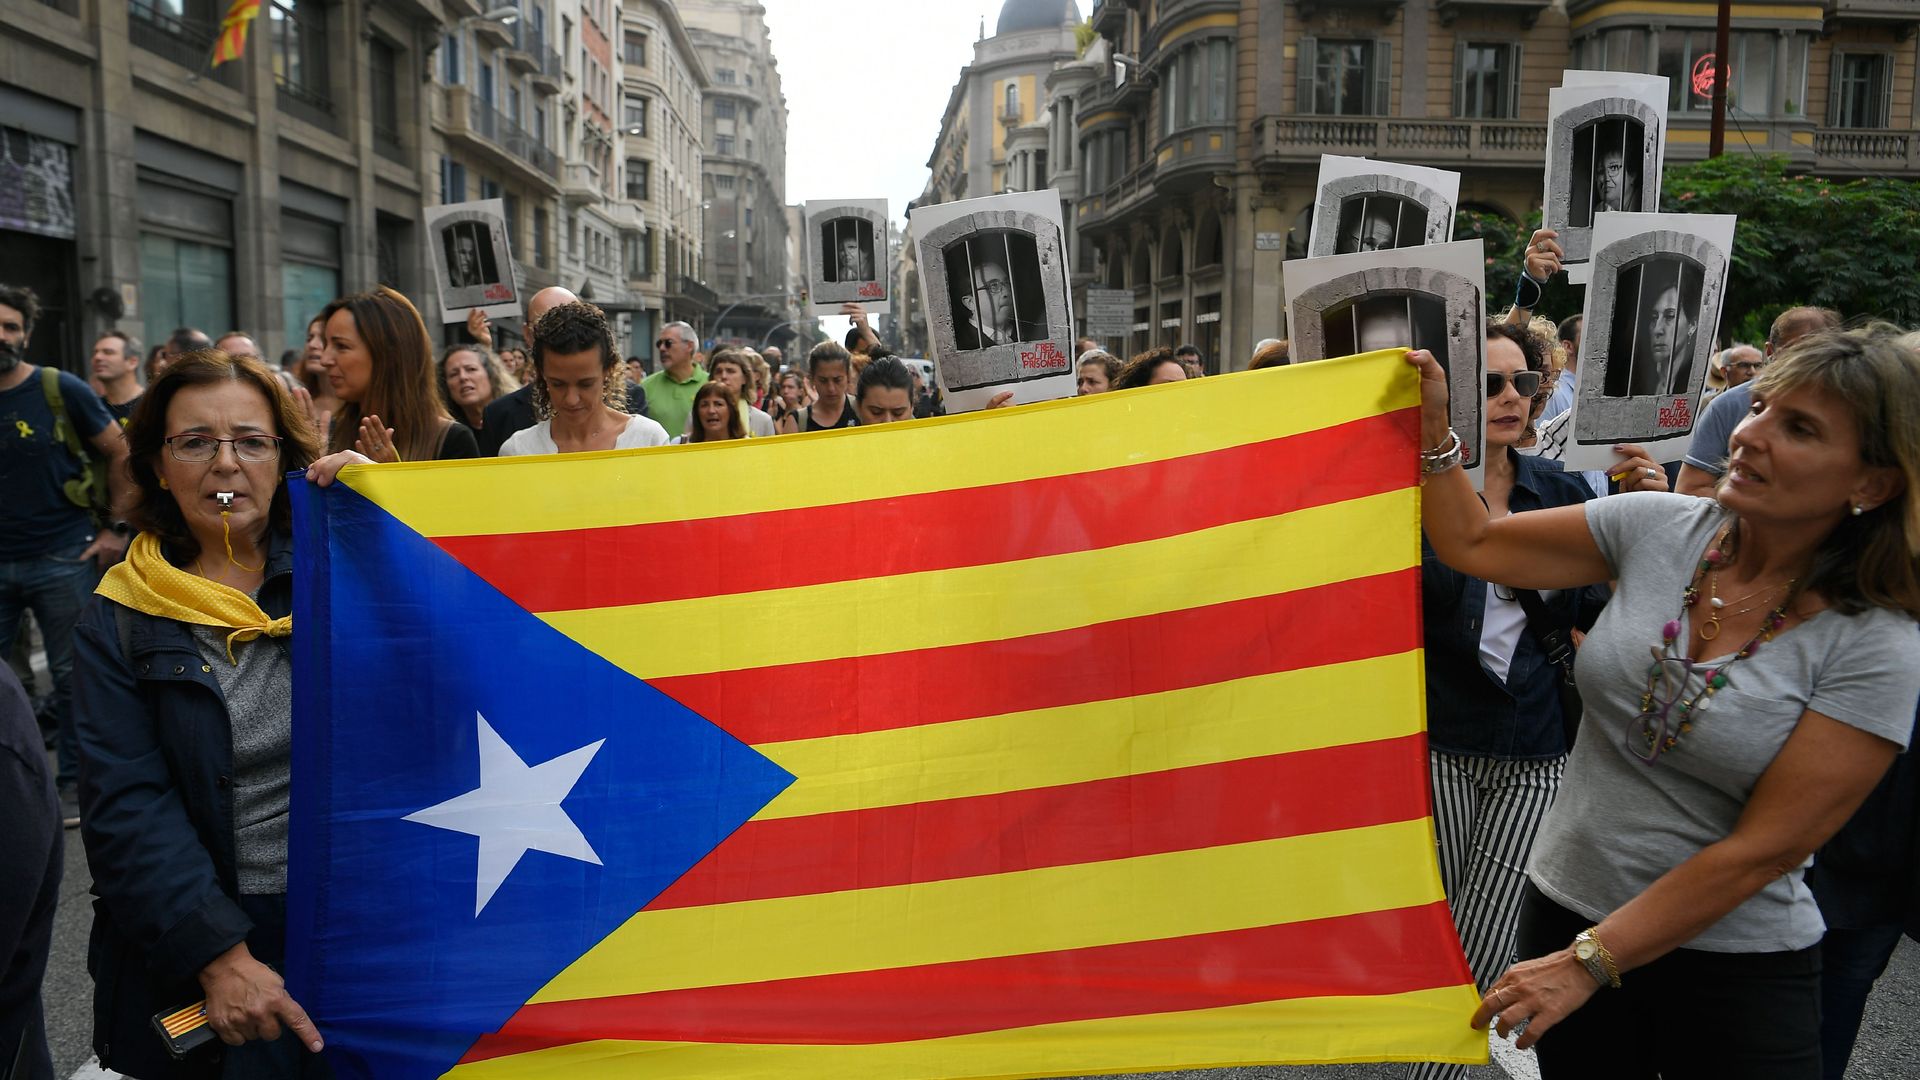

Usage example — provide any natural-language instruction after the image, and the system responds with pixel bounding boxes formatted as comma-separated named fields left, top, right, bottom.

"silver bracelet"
left=1420, top=429, right=1463, bottom=477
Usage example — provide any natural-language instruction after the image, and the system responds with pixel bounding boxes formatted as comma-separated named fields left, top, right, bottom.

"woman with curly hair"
left=438, top=343, right=519, bottom=435
left=316, top=287, right=477, bottom=462
left=499, top=302, right=668, bottom=456
left=1111, top=346, right=1187, bottom=390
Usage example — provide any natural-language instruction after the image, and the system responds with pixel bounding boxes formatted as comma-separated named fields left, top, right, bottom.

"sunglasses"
left=656, top=339, right=679, bottom=350
left=1486, top=371, right=1545, bottom=398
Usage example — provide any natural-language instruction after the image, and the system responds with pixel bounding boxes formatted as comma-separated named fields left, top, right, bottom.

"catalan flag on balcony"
left=284, top=350, right=1485, bottom=1080
left=209, top=0, right=260, bottom=67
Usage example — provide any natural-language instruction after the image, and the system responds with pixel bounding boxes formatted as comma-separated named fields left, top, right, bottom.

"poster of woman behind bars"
left=1542, top=72, right=1668, bottom=281
left=911, top=190, right=1077, bottom=411
left=1562, top=212, right=1737, bottom=472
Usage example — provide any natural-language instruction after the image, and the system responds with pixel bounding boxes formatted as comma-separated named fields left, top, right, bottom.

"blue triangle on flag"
left=285, top=478, right=794, bottom=1080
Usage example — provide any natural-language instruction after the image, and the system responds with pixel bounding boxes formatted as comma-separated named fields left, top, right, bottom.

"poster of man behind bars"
left=1305, top=155, right=1460, bottom=259
left=912, top=190, right=1077, bottom=411
left=804, top=199, right=890, bottom=315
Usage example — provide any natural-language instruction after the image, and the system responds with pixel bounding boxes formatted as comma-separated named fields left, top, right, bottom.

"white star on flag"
left=404, top=713, right=605, bottom=915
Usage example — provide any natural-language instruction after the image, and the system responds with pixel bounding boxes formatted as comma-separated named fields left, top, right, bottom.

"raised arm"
left=1408, top=349, right=1612, bottom=590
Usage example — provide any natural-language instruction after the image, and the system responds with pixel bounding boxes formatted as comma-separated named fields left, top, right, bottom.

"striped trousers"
left=1407, top=750, right=1567, bottom=1080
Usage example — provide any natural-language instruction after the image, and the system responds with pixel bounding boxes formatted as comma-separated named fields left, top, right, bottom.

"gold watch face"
left=1574, top=939, right=1598, bottom=960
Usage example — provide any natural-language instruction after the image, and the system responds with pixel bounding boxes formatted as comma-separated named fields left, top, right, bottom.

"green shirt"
left=640, top=365, right=709, bottom=440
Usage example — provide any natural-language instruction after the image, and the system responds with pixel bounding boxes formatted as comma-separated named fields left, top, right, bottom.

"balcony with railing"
left=561, top=162, right=602, bottom=205
left=1255, top=116, right=1548, bottom=167
left=440, top=85, right=560, bottom=190
left=1812, top=128, right=1920, bottom=173
left=127, top=0, right=241, bottom=89
left=521, top=23, right=563, bottom=94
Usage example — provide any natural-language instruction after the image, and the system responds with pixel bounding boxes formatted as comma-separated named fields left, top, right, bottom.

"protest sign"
left=1306, top=155, right=1460, bottom=259
left=1562, top=212, right=1737, bottom=471
left=911, top=189, right=1077, bottom=411
left=1284, top=239, right=1489, bottom=488
left=805, top=199, right=890, bottom=315
left=426, top=199, right=521, bottom=325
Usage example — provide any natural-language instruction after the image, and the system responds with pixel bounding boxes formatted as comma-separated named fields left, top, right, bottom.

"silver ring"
left=1644, top=467, right=1658, bottom=479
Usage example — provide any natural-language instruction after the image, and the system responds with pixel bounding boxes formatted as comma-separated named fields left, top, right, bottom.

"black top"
left=803, top=400, right=859, bottom=431
left=0, top=664, right=59, bottom=1080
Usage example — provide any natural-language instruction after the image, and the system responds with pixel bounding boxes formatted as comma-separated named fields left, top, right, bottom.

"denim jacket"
left=1423, top=453, right=1608, bottom=760
left=71, top=531, right=293, bottom=1079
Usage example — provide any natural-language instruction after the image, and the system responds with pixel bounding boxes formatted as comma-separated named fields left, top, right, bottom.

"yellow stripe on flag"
left=209, top=0, right=260, bottom=66
left=531, top=819, right=1443, bottom=1003
left=341, top=351, right=1418, bottom=538
left=753, top=651, right=1423, bottom=820
left=451, top=987, right=1485, bottom=1080
left=544, top=488, right=1417, bottom=680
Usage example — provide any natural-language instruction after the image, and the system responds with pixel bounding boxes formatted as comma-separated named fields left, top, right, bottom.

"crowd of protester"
left=2, top=227, right=1918, bottom=1080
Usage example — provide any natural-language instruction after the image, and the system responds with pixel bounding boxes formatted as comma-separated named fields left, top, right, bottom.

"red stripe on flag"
left=460, top=901, right=1469, bottom=1060
left=434, top=410, right=1418, bottom=613
left=652, top=568, right=1421, bottom=746
left=650, top=733, right=1432, bottom=910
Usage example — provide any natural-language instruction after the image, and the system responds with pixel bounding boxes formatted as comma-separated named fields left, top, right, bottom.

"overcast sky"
left=762, top=0, right=1082, bottom=223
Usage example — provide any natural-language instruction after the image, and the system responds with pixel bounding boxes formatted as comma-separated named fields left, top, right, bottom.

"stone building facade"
left=681, top=0, right=794, bottom=351
left=1058, top=0, right=1920, bottom=371
left=616, top=0, right=709, bottom=356
left=1, top=0, right=453, bottom=366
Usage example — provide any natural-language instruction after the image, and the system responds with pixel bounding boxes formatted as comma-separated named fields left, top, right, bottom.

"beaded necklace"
left=1633, top=523, right=1796, bottom=764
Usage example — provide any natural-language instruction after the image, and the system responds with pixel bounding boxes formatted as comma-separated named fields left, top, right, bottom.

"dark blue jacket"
left=1423, top=452, right=1608, bottom=760
left=72, top=532, right=294, bottom=1079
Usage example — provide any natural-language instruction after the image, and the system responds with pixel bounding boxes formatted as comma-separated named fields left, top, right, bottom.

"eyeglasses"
left=1486, top=371, right=1545, bottom=398
left=1729, top=361, right=1762, bottom=374
left=164, top=434, right=284, bottom=463
left=656, top=338, right=680, bottom=350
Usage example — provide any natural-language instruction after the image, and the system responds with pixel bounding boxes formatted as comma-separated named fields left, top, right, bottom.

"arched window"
left=1323, top=292, right=1449, bottom=359
left=1160, top=225, right=1184, bottom=278
left=1604, top=255, right=1705, bottom=398
left=1194, top=213, right=1223, bottom=267
left=1334, top=194, right=1428, bottom=254
left=1005, top=82, right=1020, bottom=118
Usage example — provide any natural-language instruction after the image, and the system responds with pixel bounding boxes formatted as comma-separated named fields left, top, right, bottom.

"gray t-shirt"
left=1528, top=493, right=1919, bottom=952
left=1680, top=383, right=1750, bottom=475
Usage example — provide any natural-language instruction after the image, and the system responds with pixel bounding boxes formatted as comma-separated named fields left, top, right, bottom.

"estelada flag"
left=209, top=0, right=260, bottom=67
left=286, top=350, right=1485, bottom=1080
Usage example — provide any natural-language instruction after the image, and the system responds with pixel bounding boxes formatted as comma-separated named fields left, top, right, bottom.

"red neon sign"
left=1690, top=54, right=1727, bottom=100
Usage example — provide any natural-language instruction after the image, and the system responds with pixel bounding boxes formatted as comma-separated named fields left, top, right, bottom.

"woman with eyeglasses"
left=71, top=350, right=332, bottom=1078
left=1413, top=325, right=1920, bottom=1079
left=1406, top=323, right=1662, bottom=1080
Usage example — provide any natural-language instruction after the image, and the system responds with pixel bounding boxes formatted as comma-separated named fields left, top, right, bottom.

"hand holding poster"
left=426, top=198, right=522, bottom=325
left=1561, top=212, right=1738, bottom=472
left=1283, top=239, right=1489, bottom=488
left=805, top=199, right=890, bottom=315
left=911, top=190, right=1077, bottom=411
left=1307, top=156, right=1461, bottom=259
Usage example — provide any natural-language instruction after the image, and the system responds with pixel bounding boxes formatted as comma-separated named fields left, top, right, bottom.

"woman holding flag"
left=1412, top=327, right=1920, bottom=1078
left=72, top=350, right=329, bottom=1078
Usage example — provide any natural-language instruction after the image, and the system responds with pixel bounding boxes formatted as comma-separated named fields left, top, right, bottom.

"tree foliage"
left=1659, top=154, right=1920, bottom=340
left=1453, top=156, right=1920, bottom=338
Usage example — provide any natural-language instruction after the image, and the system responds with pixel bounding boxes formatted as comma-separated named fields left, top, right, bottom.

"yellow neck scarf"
left=96, top=533, right=290, bottom=663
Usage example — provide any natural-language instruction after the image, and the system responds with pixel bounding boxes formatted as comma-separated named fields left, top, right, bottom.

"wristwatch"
left=1572, top=928, right=1621, bottom=989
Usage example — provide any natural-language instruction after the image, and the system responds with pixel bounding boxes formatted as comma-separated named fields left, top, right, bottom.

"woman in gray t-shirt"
left=1407, top=326, right=1920, bottom=1078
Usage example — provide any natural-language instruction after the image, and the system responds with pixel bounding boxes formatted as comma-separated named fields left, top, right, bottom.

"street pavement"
left=37, top=823, right=1920, bottom=1079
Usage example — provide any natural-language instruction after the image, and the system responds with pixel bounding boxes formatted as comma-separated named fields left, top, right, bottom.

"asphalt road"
left=38, top=825, right=1920, bottom=1080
